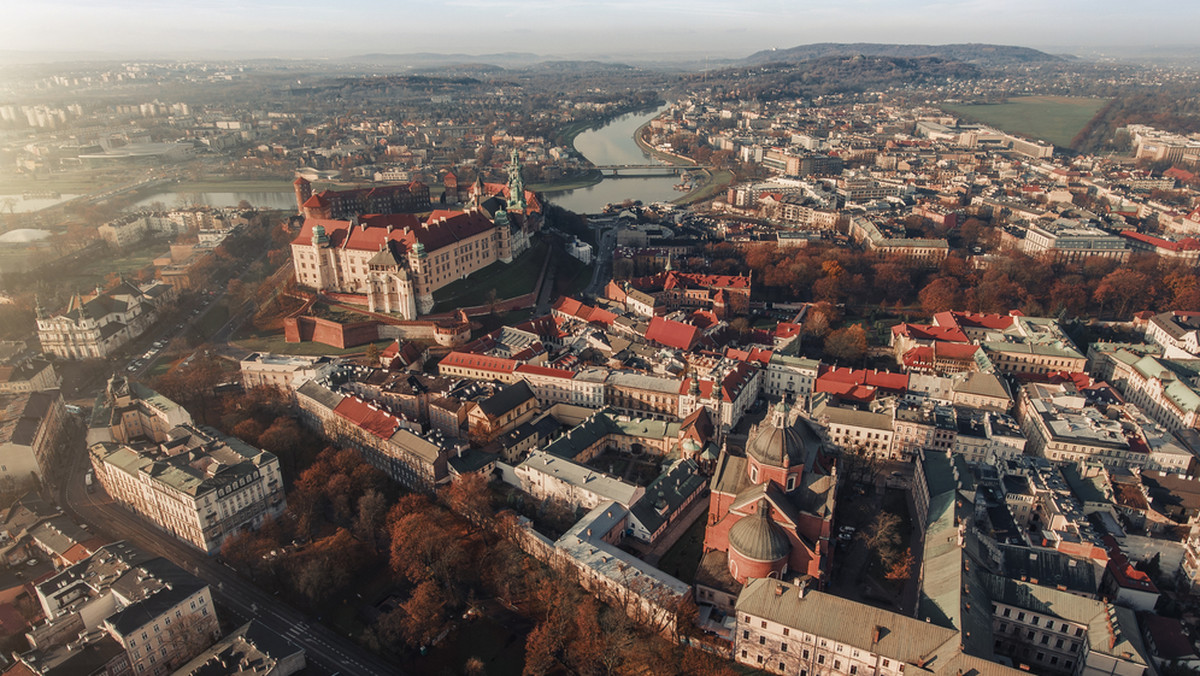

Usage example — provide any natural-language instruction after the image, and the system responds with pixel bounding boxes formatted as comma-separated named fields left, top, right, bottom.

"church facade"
left=290, top=152, right=540, bottom=319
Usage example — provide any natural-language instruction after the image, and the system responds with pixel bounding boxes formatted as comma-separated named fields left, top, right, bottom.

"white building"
left=36, top=281, right=177, bottom=360
left=90, top=425, right=286, bottom=554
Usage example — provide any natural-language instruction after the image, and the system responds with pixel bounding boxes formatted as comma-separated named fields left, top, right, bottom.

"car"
left=126, top=364, right=137, bottom=372
left=839, top=526, right=856, bottom=534
left=838, top=533, right=853, bottom=541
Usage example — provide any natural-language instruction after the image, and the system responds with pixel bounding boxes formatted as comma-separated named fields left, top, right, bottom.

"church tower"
left=293, top=177, right=312, bottom=215
left=506, top=148, right=526, bottom=211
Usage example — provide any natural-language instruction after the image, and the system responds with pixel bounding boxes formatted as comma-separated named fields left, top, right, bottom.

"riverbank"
left=629, top=116, right=733, bottom=206
left=632, top=119, right=698, bottom=167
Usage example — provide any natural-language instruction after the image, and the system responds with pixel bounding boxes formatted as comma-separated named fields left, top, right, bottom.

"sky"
left=7, top=0, right=1200, bottom=60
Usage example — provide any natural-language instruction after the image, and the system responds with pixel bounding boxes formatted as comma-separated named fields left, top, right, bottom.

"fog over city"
left=6, top=0, right=1200, bottom=60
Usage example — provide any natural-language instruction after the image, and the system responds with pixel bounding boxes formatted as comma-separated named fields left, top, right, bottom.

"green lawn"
left=942, top=96, right=1108, bottom=149
left=430, top=241, right=547, bottom=312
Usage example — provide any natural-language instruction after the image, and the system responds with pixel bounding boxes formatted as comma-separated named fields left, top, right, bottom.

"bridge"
left=593, top=164, right=712, bottom=177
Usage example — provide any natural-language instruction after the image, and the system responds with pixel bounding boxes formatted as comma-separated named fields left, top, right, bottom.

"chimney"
left=796, top=579, right=809, bottom=599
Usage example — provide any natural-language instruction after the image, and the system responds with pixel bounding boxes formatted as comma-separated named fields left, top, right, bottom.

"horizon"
left=7, top=0, right=1200, bottom=63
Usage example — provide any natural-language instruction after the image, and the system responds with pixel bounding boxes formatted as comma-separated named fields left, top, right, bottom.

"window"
left=757, top=655, right=763, bottom=664
left=817, top=655, right=825, bottom=665
left=1055, top=638, right=1064, bottom=648
left=782, top=643, right=788, bottom=652
left=743, top=630, right=749, bottom=639
left=803, top=650, right=810, bottom=659
left=883, top=660, right=890, bottom=667
left=851, top=667, right=858, bottom=675
left=759, top=636, right=766, bottom=645
left=1017, top=612, right=1025, bottom=621
left=783, top=628, right=790, bottom=637
left=741, top=650, right=747, bottom=658
left=1027, top=631, right=1035, bottom=640
left=1050, top=657, right=1059, bottom=666
left=1003, top=608, right=1011, bottom=618
left=761, top=621, right=767, bottom=629
left=1041, top=635, right=1049, bottom=645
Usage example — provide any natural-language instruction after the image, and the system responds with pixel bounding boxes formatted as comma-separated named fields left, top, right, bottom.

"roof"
left=172, top=620, right=304, bottom=676
left=738, top=578, right=961, bottom=667
left=728, top=500, right=791, bottom=562
left=476, top=380, right=536, bottom=419
left=334, top=396, right=402, bottom=440
left=438, top=351, right=518, bottom=375
left=645, top=316, right=700, bottom=350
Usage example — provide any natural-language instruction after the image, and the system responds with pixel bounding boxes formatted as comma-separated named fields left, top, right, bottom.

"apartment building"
left=89, top=425, right=286, bottom=553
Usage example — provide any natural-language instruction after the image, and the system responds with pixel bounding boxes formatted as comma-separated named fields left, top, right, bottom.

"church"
left=697, top=403, right=838, bottom=608
left=290, top=151, right=541, bottom=319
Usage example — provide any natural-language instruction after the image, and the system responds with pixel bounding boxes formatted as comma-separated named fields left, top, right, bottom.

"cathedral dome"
left=728, top=501, right=790, bottom=563
left=746, top=402, right=817, bottom=468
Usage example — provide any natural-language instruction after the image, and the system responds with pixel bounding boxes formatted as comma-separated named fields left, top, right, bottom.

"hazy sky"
left=9, top=0, right=1200, bottom=59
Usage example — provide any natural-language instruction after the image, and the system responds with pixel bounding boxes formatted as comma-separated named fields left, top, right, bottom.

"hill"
left=697, top=55, right=982, bottom=100
left=744, top=43, right=1064, bottom=66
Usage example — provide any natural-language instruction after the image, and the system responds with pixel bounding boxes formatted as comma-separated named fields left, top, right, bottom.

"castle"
left=290, top=151, right=541, bottom=319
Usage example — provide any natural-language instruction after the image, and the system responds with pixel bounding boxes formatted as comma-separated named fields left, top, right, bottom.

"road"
left=584, top=218, right=617, bottom=298
left=56, top=437, right=402, bottom=676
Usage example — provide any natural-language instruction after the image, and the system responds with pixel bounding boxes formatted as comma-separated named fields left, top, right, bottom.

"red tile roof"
left=334, top=396, right=402, bottom=440
left=817, top=366, right=908, bottom=392
left=1121, top=230, right=1200, bottom=252
left=439, top=351, right=518, bottom=374
left=516, top=363, right=575, bottom=379
left=646, top=316, right=700, bottom=350
left=892, top=323, right=970, bottom=343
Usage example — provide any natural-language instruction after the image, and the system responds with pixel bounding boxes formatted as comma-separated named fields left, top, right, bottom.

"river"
left=125, top=106, right=679, bottom=215
left=130, top=190, right=297, bottom=211
left=544, top=105, right=684, bottom=214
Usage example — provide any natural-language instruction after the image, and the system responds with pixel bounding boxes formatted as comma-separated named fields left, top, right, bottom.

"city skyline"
left=8, top=0, right=1200, bottom=61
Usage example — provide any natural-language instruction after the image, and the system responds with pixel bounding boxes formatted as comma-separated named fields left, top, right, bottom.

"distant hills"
left=743, top=43, right=1066, bottom=66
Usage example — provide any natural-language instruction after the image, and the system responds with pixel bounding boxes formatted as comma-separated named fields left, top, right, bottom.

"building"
left=294, top=380, right=456, bottom=490
left=293, top=176, right=430, bottom=218
left=239, top=353, right=336, bottom=394
left=290, top=152, right=541, bottom=318
left=0, top=390, right=69, bottom=490
left=1145, top=310, right=1200, bottom=359
left=701, top=405, right=836, bottom=595
left=734, top=578, right=1009, bottom=676
left=89, top=425, right=286, bottom=554
left=31, top=542, right=219, bottom=676
left=89, top=376, right=193, bottom=446
left=465, top=380, right=538, bottom=443
left=36, top=281, right=177, bottom=360
left=170, top=620, right=305, bottom=676
left=1022, top=219, right=1130, bottom=263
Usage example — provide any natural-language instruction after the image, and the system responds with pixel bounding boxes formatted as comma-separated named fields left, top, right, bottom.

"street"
left=56, top=437, right=402, bottom=676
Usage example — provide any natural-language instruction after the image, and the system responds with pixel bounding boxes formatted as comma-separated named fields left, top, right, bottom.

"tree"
left=353, top=489, right=389, bottom=550
left=919, top=277, right=963, bottom=314
left=444, top=473, right=493, bottom=530
left=824, top=324, right=867, bottom=363
left=1095, top=268, right=1150, bottom=318
left=399, top=580, right=450, bottom=648
left=885, top=547, right=916, bottom=581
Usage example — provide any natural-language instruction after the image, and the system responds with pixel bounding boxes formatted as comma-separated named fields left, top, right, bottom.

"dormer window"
left=787, top=475, right=797, bottom=492
left=750, top=466, right=759, bottom=483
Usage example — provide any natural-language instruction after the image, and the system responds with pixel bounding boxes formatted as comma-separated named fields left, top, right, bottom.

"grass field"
left=430, top=240, right=546, bottom=312
left=942, top=96, right=1108, bottom=149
